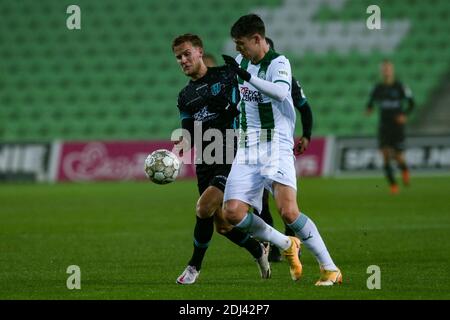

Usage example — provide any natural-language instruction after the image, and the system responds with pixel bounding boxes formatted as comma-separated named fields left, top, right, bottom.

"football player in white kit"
left=222, top=14, right=342, bottom=285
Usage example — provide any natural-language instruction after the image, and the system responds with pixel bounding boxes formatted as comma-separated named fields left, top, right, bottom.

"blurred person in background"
left=366, top=59, right=415, bottom=194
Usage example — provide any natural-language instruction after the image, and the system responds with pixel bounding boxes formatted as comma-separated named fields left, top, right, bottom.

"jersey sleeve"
left=291, top=76, right=307, bottom=108
left=177, top=92, right=194, bottom=148
left=220, top=67, right=241, bottom=119
left=225, top=67, right=241, bottom=105
left=268, top=55, right=292, bottom=90
left=291, top=76, right=312, bottom=139
left=248, top=55, right=291, bottom=102
left=177, top=92, right=192, bottom=121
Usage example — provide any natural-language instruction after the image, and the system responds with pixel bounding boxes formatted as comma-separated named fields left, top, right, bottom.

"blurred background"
left=0, top=0, right=449, bottom=181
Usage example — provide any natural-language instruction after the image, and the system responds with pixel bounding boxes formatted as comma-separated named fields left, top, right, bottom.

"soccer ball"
left=144, top=149, right=181, bottom=184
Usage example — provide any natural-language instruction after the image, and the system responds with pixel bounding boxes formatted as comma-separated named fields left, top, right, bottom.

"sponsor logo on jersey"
left=301, top=231, right=313, bottom=241
left=258, top=70, right=266, bottom=79
left=380, top=100, right=401, bottom=109
left=240, top=87, right=264, bottom=103
left=193, top=106, right=219, bottom=122
left=278, top=69, right=289, bottom=77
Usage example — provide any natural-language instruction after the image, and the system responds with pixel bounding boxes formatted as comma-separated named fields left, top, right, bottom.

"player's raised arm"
left=222, top=54, right=291, bottom=102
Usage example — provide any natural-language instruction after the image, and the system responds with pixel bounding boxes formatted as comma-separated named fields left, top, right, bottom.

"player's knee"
left=279, top=206, right=299, bottom=224
left=196, top=201, right=214, bottom=219
left=223, top=202, right=243, bottom=225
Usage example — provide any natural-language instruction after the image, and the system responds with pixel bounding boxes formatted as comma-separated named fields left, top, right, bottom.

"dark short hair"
left=172, top=33, right=203, bottom=51
left=230, top=14, right=265, bottom=38
left=265, top=37, right=275, bottom=50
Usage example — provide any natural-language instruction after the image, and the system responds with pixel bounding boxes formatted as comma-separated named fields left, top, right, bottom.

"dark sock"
left=384, top=163, right=396, bottom=185
left=188, top=216, right=214, bottom=270
left=223, top=228, right=263, bottom=259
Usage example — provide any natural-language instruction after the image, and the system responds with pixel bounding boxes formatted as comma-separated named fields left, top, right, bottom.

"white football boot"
left=176, top=265, right=200, bottom=285
left=255, top=243, right=272, bottom=279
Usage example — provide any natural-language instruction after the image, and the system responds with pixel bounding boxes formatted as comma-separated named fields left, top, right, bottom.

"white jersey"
left=236, top=49, right=295, bottom=149
left=224, top=50, right=298, bottom=208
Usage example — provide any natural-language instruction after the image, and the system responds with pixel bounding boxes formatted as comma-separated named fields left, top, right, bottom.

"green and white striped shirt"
left=236, top=49, right=295, bottom=149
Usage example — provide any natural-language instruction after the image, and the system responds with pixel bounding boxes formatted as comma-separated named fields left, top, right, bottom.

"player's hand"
left=294, top=137, right=309, bottom=156
left=222, top=54, right=239, bottom=68
left=222, top=54, right=251, bottom=82
left=396, top=113, right=407, bottom=124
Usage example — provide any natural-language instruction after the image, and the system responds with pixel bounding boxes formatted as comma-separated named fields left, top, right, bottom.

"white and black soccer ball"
left=144, top=149, right=181, bottom=184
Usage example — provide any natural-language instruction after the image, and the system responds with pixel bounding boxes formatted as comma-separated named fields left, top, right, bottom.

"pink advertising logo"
left=57, top=141, right=196, bottom=182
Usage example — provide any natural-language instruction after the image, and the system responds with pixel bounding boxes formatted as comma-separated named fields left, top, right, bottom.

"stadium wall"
left=1, top=136, right=449, bottom=183
left=332, top=136, right=450, bottom=176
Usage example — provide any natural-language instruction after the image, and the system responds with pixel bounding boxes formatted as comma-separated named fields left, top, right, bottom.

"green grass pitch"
left=0, top=176, right=449, bottom=300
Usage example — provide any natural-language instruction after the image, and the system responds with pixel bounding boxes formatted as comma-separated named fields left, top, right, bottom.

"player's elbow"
left=272, top=86, right=289, bottom=102
left=196, top=200, right=215, bottom=219
left=273, top=93, right=288, bottom=102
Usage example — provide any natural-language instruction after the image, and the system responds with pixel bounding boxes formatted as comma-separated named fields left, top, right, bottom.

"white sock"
left=288, top=213, right=337, bottom=271
left=236, top=213, right=291, bottom=250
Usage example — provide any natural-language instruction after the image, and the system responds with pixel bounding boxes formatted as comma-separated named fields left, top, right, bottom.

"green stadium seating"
left=0, top=0, right=449, bottom=141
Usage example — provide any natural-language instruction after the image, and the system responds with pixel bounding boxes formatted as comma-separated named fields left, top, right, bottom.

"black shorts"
left=196, top=164, right=232, bottom=195
left=378, top=125, right=405, bottom=151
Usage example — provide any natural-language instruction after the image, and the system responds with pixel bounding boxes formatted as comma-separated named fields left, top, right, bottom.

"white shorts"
left=223, top=142, right=297, bottom=213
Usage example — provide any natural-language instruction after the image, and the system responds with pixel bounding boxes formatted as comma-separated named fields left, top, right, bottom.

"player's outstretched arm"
left=248, top=76, right=290, bottom=102
left=222, top=54, right=290, bottom=102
